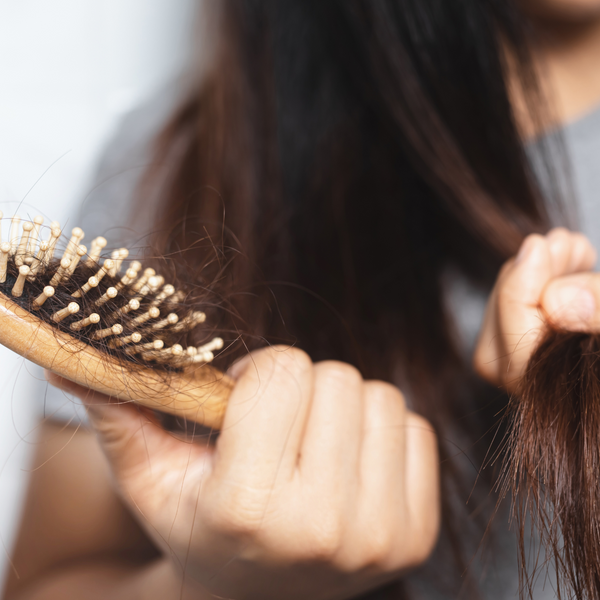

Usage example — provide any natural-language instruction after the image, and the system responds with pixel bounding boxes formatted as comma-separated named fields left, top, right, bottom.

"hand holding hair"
left=474, top=227, right=598, bottom=391
left=48, top=346, right=439, bottom=600
left=475, top=228, right=600, bottom=600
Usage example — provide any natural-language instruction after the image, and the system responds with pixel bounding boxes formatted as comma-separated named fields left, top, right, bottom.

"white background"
left=0, top=0, right=198, bottom=585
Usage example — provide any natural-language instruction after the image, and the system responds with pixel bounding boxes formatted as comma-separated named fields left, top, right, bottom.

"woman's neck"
left=510, top=15, right=600, bottom=138
left=534, top=16, right=600, bottom=125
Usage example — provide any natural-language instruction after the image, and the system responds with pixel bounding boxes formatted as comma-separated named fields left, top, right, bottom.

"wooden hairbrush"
left=0, top=213, right=233, bottom=429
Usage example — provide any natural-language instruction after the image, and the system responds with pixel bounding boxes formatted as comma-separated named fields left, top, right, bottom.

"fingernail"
left=227, top=354, right=253, bottom=380
left=551, top=286, right=596, bottom=326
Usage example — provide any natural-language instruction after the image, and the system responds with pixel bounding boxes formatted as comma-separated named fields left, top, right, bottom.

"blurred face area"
left=521, top=0, right=600, bottom=21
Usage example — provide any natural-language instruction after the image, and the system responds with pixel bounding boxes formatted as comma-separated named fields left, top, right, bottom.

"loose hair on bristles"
left=0, top=212, right=224, bottom=369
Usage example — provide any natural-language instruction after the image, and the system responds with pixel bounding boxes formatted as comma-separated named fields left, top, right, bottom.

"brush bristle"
left=0, top=216, right=223, bottom=371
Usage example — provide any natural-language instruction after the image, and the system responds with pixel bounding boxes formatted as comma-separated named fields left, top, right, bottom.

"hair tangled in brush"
left=502, top=328, right=600, bottom=600
left=0, top=218, right=232, bottom=375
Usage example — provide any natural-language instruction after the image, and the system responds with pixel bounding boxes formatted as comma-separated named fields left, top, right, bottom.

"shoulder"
left=76, top=82, right=186, bottom=247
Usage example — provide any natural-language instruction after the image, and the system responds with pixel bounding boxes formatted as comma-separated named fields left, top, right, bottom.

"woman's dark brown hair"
left=138, top=1, right=566, bottom=597
left=502, top=329, right=600, bottom=600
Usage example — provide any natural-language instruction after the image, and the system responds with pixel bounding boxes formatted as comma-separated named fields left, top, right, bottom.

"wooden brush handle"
left=0, top=292, right=233, bottom=429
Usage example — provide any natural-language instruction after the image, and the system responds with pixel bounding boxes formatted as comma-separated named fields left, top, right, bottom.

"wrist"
left=127, top=557, right=210, bottom=600
left=6, top=558, right=210, bottom=600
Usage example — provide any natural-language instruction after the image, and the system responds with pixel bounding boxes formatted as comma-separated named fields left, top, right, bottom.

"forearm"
left=3, top=421, right=166, bottom=600
left=7, top=557, right=209, bottom=600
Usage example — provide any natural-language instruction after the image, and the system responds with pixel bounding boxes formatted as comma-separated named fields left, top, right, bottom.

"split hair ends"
left=503, top=327, right=600, bottom=600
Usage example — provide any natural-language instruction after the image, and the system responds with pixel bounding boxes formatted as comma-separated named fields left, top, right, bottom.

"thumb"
left=45, top=371, right=174, bottom=479
left=541, top=272, right=600, bottom=332
left=495, top=235, right=554, bottom=384
left=475, top=235, right=553, bottom=387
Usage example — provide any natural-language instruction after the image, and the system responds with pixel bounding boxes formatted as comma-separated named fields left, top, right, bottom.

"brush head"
left=0, top=215, right=224, bottom=372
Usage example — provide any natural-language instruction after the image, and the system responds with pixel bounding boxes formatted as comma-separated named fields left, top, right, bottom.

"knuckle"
left=524, top=232, right=545, bottom=246
left=358, top=527, right=393, bottom=568
left=405, top=524, right=438, bottom=568
left=571, top=231, right=586, bottom=244
left=573, top=233, right=596, bottom=259
left=308, top=532, right=342, bottom=562
left=250, top=345, right=313, bottom=384
left=363, top=380, right=406, bottom=411
left=580, top=234, right=596, bottom=254
left=304, top=513, right=344, bottom=561
left=512, top=233, right=545, bottom=265
left=203, top=489, right=268, bottom=539
left=205, top=507, right=261, bottom=539
left=406, top=411, right=435, bottom=437
left=314, top=361, right=362, bottom=391
left=385, top=518, right=438, bottom=571
left=547, top=226, right=570, bottom=240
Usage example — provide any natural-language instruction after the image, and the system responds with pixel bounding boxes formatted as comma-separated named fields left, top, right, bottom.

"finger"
left=45, top=372, right=213, bottom=485
left=475, top=235, right=551, bottom=387
left=213, top=346, right=314, bottom=487
left=347, top=382, right=407, bottom=567
left=402, top=413, right=439, bottom=566
left=495, top=234, right=554, bottom=387
left=357, top=381, right=406, bottom=504
left=541, top=272, right=600, bottom=331
left=299, top=361, right=363, bottom=490
left=474, top=271, right=503, bottom=384
left=546, top=228, right=596, bottom=276
left=546, top=227, right=575, bottom=276
left=567, top=232, right=597, bottom=273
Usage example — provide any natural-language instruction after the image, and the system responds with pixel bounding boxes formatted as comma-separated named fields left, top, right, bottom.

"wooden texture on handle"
left=0, top=292, right=233, bottom=429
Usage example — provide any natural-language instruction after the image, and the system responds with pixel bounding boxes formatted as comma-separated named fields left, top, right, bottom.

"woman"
left=4, top=0, right=600, bottom=598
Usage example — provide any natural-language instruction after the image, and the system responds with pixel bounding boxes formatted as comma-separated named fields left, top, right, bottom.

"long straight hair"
left=139, top=1, right=561, bottom=597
